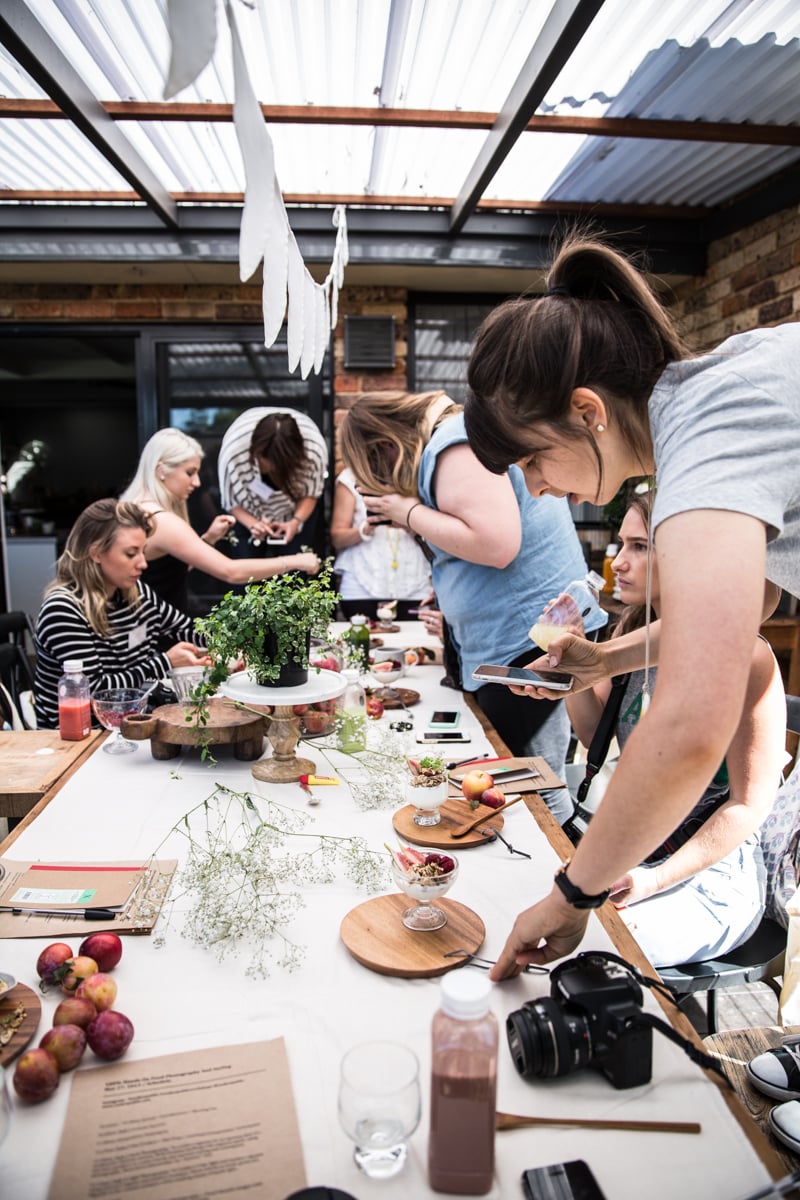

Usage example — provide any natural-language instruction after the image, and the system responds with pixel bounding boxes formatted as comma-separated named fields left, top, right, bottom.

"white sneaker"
left=769, top=1099, right=800, bottom=1153
left=748, top=1043, right=800, bottom=1101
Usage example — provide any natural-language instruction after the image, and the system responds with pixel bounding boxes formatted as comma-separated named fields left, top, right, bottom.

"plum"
left=59, top=955, right=98, bottom=995
left=79, top=932, right=123, bottom=973
left=13, top=1048, right=60, bottom=1103
left=87, top=1010, right=134, bottom=1060
left=76, top=972, right=117, bottom=1012
left=53, top=996, right=97, bottom=1029
left=39, top=1025, right=87, bottom=1072
left=36, top=942, right=74, bottom=989
left=480, top=787, right=506, bottom=809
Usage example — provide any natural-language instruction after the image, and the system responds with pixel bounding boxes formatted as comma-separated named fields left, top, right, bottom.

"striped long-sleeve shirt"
left=34, top=582, right=202, bottom=729
left=217, top=407, right=328, bottom=522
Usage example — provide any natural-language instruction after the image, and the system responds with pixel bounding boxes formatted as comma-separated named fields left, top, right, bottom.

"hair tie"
left=543, top=285, right=571, bottom=298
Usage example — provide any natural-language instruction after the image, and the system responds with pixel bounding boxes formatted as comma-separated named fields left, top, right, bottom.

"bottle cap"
left=63, top=659, right=84, bottom=672
left=439, top=969, right=491, bottom=1019
left=350, top=614, right=367, bottom=626
left=605, top=544, right=619, bottom=555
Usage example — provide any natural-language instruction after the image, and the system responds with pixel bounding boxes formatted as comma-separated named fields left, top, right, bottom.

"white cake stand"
left=219, top=668, right=346, bottom=783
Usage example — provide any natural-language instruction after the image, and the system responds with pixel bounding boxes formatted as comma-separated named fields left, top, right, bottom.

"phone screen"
left=429, top=710, right=460, bottom=728
left=472, top=664, right=573, bottom=691
left=416, top=731, right=470, bottom=743
left=522, top=1160, right=607, bottom=1200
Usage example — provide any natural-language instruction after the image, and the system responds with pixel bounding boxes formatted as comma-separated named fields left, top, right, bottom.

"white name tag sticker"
left=249, top=478, right=275, bottom=502
left=128, top=624, right=147, bottom=650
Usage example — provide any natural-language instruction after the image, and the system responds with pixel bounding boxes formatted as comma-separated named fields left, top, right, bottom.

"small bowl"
left=0, top=972, right=17, bottom=996
left=169, top=665, right=210, bottom=704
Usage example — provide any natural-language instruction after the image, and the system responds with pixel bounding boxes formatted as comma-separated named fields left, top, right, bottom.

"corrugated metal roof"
left=0, top=0, right=798, bottom=210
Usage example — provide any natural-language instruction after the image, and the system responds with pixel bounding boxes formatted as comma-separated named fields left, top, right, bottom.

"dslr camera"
left=506, top=951, right=652, bottom=1089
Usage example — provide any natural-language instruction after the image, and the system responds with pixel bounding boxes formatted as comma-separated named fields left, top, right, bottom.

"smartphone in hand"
left=472, top=664, right=574, bottom=692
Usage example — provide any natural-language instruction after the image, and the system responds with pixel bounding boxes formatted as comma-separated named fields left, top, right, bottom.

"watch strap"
left=554, top=861, right=610, bottom=909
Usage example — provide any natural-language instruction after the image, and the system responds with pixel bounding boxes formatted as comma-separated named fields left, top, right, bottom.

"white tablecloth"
left=0, top=627, right=778, bottom=1199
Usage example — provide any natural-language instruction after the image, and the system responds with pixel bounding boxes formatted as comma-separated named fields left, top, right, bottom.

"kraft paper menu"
left=49, top=1039, right=307, bottom=1200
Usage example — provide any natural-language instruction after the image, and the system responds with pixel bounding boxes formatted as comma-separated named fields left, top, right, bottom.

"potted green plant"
left=195, top=563, right=341, bottom=692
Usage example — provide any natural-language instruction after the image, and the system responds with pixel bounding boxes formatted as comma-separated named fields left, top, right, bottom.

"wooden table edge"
left=0, top=730, right=105, bottom=853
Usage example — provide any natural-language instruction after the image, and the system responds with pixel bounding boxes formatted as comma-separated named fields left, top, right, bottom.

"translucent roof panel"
left=0, top=0, right=798, bottom=208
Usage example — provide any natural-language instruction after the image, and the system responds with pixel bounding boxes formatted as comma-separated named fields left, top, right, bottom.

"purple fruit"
left=40, top=1024, right=87, bottom=1072
left=13, top=1048, right=60, bottom=1103
left=87, top=1010, right=134, bottom=1060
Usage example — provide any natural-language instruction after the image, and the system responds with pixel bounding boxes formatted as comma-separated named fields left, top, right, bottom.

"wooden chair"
left=658, top=695, right=800, bottom=1035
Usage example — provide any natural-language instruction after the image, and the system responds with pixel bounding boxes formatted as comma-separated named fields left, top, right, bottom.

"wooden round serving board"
left=121, top=700, right=266, bottom=761
left=392, top=799, right=504, bottom=848
left=340, top=894, right=485, bottom=977
left=365, top=687, right=420, bottom=710
left=0, top=983, right=42, bottom=1067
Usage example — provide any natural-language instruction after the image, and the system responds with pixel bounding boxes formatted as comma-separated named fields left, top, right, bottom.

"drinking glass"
left=338, top=1042, right=420, bottom=1179
left=91, top=687, right=151, bottom=754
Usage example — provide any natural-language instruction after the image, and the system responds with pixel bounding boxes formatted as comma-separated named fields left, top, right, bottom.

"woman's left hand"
left=608, top=866, right=658, bottom=908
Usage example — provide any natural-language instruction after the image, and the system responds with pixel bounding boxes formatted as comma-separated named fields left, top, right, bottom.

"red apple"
left=13, top=1048, right=60, bottom=1103
left=366, top=697, right=384, bottom=720
left=480, top=787, right=505, bottom=809
left=36, top=942, right=74, bottom=989
left=302, top=710, right=333, bottom=735
left=76, top=972, right=117, bottom=1012
left=79, top=932, right=123, bottom=972
left=292, top=703, right=310, bottom=715
left=460, top=770, right=494, bottom=808
left=87, top=1010, right=134, bottom=1061
left=53, top=996, right=97, bottom=1029
left=39, top=1025, right=87, bottom=1072
left=59, top=955, right=99, bottom=995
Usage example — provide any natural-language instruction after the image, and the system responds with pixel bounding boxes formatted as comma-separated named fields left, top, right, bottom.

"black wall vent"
left=344, top=316, right=396, bottom=370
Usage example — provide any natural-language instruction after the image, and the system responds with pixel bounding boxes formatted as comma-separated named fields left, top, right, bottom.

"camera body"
left=506, top=952, right=652, bottom=1089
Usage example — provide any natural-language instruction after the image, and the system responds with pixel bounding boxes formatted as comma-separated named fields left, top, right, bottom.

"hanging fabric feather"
left=163, top=0, right=217, bottom=100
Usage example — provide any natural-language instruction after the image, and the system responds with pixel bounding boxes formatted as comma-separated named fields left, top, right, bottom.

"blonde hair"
left=47, top=499, right=153, bottom=636
left=121, top=427, right=203, bottom=521
left=465, top=232, right=689, bottom=488
left=338, top=391, right=459, bottom=497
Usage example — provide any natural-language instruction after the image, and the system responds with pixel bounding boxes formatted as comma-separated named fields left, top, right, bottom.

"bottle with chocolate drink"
left=428, top=970, right=498, bottom=1194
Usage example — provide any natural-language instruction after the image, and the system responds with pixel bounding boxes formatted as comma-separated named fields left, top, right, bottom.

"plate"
left=365, top=687, right=420, bottom=709
left=219, top=668, right=345, bottom=706
left=340, top=894, right=485, bottom=977
left=392, top=799, right=504, bottom=848
left=0, top=983, right=42, bottom=1067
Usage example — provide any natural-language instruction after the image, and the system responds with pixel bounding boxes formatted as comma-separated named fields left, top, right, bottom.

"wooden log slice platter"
left=392, top=799, right=504, bottom=848
left=120, top=700, right=266, bottom=761
left=365, top=687, right=420, bottom=710
left=0, top=983, right=42, bottom=1067
left=340, top=894, right=485, bottom=977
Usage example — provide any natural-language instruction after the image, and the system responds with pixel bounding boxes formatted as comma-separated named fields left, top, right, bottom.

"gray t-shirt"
left=650, top=323, right=800, bottom=599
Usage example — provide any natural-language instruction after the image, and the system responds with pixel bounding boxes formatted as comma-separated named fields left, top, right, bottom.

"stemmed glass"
left=338, top=1042, right=420, bottom=1179
left=391, top=849, right=459, bottom=931
left=91, top=687, right=151, bottom=754
left=368, top=650, right=405, bottom=704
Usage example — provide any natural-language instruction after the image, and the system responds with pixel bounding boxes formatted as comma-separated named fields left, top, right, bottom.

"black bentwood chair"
left=658, top=696, right=800, bottom=1035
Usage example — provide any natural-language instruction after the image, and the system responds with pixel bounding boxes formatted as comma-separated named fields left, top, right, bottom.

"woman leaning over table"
left=338, top=389, right=606, bottom=825
left=564, top=489, right=785, bottom=967
left=120, top=427, right=320, bottom=611
left=463, top=232, right=797, bottom=978
left=34, top=499, right=210, bottom=730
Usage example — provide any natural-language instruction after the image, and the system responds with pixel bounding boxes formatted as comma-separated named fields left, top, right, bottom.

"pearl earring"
left=596, top=424, right=605, bottom=433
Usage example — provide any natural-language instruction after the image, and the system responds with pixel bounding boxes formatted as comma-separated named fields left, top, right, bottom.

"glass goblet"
left=338, top=1041, right=420, bottom=1179
left=368, top=653, right=405, bottom=703
left=391, top=849, right=459, bottom=931
left=404, top=778, right=448, bottom=827
left=91, top=687, right=151, bottom=755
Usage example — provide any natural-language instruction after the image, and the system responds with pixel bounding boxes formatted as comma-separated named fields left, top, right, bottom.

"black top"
left=143, top=553, right=189, bottom=612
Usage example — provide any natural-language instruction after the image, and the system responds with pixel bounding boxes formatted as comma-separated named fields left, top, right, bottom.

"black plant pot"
left=253, top=632, right=310, bottom=688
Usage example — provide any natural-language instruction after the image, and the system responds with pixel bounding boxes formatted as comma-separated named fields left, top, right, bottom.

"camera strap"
left=566, top=674, right=629, bottom=843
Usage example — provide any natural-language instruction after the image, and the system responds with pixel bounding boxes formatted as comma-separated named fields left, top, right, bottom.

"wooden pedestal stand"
left=219, top=669, right=346, bottom=783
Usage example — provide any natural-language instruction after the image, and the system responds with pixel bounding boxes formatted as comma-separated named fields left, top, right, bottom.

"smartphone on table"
left=522, top=1160, right=607, bottom=1200
left=428, top=709, right=460, bottom=729
left=472, top=663, right=574, bottom=692
left=416, top=730, right=471, bottom=744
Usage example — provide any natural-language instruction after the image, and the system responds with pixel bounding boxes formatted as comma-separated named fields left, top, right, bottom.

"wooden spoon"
left=496, top=1111, right=701, bottom=1135
left=450, top=794, right=524, bottom=838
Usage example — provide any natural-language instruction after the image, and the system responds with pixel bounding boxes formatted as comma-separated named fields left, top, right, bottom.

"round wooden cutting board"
left=340, top=894, right=485, bottom=977
left=365, top=687, right=420, bottom=710
left=0, top=983, right=42, bottom=1067
left=392, top=799, right=504, bottom=848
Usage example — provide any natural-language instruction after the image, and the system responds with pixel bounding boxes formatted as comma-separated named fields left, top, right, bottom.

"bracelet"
left=358, top=522, right=374, bottom=542
left=553, top=860, right=610, bottom=910
left=292, top=516, right=305, bottom=533
left=405, top=501, right=423, bottom=532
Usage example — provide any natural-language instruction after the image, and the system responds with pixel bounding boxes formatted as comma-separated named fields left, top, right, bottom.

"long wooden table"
left=0, top=627, right=790, bottom=1198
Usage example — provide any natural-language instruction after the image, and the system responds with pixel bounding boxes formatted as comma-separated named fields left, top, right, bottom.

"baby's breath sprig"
left=152, top=783, right=389, bottom=977
left=299, top=722, right=415, bottom=811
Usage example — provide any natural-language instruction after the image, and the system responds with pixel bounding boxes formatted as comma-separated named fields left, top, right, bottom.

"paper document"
left=0, top=859, right=146, bottom=913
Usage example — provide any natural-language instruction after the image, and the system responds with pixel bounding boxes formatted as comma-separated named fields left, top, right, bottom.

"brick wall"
left=670, top=204, right=800, bottom=349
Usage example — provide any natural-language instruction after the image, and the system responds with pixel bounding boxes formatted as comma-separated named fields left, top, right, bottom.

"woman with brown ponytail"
left=464, top=233, right=799, bottom=978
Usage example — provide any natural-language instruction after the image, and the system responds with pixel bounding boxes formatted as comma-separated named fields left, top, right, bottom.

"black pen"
left=446, top=752, right=490, bottom=771
left=83, top=908, right=118, bottom=920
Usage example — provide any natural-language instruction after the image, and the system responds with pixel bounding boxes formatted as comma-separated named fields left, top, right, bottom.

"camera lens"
left=506, top=997, right=593, bottom=1079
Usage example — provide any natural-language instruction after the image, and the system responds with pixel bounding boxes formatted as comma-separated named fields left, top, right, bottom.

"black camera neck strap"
left=575, top=673, right=630, bottom=808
